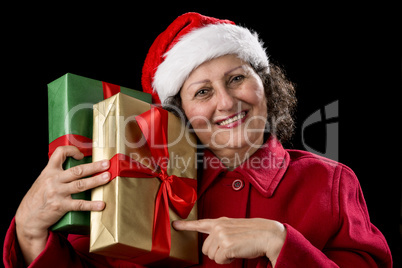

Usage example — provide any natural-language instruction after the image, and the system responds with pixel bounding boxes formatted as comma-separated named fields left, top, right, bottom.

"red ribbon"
left=48, top=81, right=120, bottom=158
left=48, top=134, right=92, bottom=158
left=108, top=107, right=197, bottom=263
left=102, top=81, right=121, bottom=99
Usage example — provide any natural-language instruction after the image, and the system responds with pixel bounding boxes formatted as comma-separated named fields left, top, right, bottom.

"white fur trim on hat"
left=153, top=23, right=269, bottom=104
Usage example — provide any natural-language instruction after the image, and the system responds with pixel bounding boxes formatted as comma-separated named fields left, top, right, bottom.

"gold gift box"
left=90, top=93, right=198, bottom=267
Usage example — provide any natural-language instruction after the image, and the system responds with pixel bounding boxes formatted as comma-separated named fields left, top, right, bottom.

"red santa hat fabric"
left=141, top=12, right=269, bottom=104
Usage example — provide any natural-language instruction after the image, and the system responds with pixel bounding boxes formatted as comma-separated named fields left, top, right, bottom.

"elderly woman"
left=4, top=12, right=392, bottom=267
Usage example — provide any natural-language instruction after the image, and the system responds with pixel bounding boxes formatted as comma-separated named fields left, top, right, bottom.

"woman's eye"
left=195, top=89, right=208, bottom=97
left=231, top=75, right=244, bottom=83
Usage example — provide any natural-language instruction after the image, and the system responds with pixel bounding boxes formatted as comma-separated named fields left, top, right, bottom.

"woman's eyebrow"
left=186, top=79, right=210, bottom=91
left=224, top=65, right=245, bottom=75
left=186, top=65, right=245, bottom=91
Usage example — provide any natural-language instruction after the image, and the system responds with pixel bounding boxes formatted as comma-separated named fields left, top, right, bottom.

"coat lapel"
left=198, top=135, right=290, bottom=198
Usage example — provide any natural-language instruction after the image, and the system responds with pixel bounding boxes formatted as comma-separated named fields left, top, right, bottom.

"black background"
left=2, top=4, right=401, bottom=266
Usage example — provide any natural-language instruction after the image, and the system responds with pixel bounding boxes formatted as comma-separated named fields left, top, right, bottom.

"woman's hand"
left=173, top=217, right=286, bottom=267
left=15, top=146, right=110, bottom=265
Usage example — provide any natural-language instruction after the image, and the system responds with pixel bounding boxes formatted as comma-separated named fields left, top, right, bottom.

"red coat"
left=3, top=136, right=392, bottom=267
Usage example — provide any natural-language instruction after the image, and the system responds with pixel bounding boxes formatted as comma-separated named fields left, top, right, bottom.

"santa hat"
left=141, top=12, right=269, bottom=104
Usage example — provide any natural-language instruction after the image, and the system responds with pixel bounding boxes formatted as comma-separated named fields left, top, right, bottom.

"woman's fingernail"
left=96, top=201, right=105, bottom=210
left=102, top=160, right=109, bottom=168
left=172, top=220, right=181, bottom=230
left=102, top=172, right=110, bottom=181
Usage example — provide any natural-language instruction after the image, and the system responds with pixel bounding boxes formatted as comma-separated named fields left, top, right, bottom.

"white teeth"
left=218, top=112, right=246, bottom=126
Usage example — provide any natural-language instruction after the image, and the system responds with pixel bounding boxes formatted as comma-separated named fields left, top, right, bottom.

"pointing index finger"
left=173, top=219, right=213, bottom=234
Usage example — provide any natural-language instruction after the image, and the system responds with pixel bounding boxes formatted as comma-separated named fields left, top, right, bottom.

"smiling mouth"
left=216, top=111, right=248, bottom=126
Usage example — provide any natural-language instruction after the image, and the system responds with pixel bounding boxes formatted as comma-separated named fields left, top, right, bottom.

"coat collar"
left=198, top=135, right=290, bottom=198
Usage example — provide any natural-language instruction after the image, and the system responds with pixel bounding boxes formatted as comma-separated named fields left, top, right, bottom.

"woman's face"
left=180, top=54, right=268, bottom=157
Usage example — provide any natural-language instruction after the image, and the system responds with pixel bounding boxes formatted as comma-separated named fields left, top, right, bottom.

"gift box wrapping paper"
left=90, top=93, right=198, bottom=266
left=48, top=73, right=151, bottom=234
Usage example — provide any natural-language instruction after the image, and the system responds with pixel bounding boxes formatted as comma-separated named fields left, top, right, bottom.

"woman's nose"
left=216, top=85, right=235, bottom=111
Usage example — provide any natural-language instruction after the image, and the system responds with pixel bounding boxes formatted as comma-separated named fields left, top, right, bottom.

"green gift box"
left=48, top=73, right=152, bottom=234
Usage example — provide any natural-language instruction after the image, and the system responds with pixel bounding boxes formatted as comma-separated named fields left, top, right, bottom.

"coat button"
left=232, top=179, right=244, bottom=191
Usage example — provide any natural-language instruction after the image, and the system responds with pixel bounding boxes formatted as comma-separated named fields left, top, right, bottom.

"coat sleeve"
left=3, top=217, right=145, bottom=268
left=3, top=217, right=95, bottom=268
left=274, top=166, right=392, bottom=268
